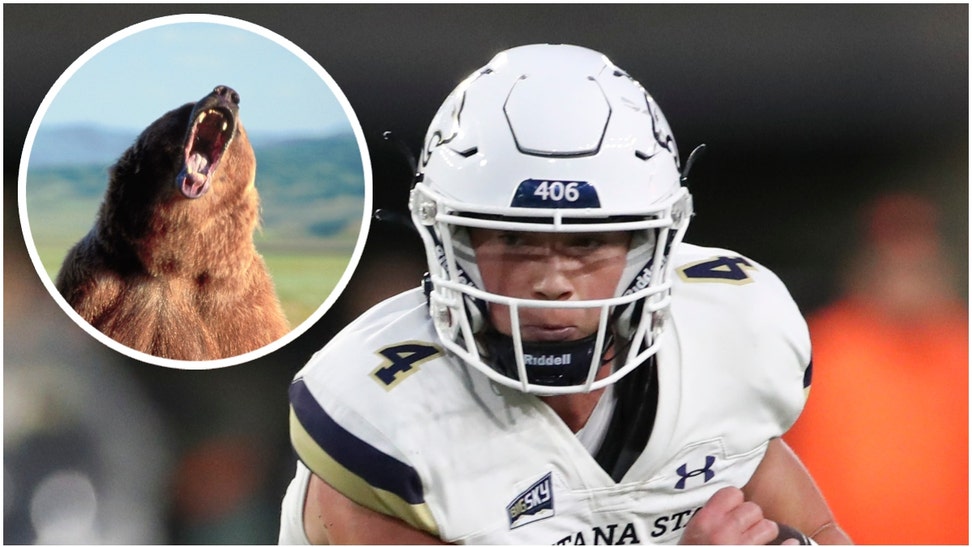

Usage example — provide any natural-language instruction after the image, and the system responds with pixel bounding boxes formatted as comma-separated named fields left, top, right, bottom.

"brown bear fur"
left=55, top=86, right=290, bottom=360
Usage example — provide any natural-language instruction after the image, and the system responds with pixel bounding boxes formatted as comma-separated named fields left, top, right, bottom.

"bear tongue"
left=177, top=152, right=211, bottom=198
left=187, top=151, right=210, bottom=173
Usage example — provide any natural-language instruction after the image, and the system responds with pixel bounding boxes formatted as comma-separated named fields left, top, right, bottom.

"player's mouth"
left=519, top=324, right=581, bottom=342
left=177, top=106, right=236, bottom=199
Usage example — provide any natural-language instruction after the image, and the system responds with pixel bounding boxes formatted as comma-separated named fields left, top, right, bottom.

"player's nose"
left=530, top=255, right=575, bottom=301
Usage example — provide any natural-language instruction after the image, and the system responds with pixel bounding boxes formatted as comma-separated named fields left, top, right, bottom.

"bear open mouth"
left=177, top=108, right=235, bottom=199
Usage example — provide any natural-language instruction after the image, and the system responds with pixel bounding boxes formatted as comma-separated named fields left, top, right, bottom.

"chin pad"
left=480, top=330, right=606, bottom=387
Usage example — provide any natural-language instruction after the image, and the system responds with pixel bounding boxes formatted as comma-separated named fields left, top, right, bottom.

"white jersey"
left=279, top=243, right=811, bottom=545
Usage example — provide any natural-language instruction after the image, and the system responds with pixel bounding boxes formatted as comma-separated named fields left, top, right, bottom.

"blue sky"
left=38, top=16, right=358, bottom=138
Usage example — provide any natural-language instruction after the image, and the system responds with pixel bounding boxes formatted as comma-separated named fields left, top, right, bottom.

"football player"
left=279, top=44, right=851, bottom=545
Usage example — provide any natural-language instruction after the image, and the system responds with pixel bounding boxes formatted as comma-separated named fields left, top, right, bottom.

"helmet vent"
left=504, top=74, right=609, bottom=157
left=455, top=146, right=478, bottom=158
left=635, top=150, right=656, bottom=161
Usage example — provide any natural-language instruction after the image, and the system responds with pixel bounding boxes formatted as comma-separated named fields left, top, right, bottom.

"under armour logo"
left=674, top=456, right=716, bottom=490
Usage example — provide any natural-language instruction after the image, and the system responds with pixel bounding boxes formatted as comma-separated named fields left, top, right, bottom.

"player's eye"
left=497, top=231, right=526, bottom=247
left=571, top=236, right=604, bottom=249
left=563, top=232, right=631, bottom=258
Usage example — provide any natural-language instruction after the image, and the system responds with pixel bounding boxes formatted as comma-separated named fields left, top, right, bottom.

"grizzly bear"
left=55, top=85, right=290, bottom=361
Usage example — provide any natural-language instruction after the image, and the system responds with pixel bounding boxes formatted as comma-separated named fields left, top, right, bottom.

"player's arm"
left=741, top=437, right=851, bottom=544
left=680, top=439, right=850, bottom=545
left=303, top=473, right=447, bottom=545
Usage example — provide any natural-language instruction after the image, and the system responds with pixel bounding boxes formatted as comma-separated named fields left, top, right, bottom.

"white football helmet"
left=409, top=44, right=693, bottom=395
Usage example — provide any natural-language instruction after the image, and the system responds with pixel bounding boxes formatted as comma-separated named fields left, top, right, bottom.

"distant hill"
left=253, top=133, right=368, bottom=240
left=27, top=123, right=362, bottom=168
left=29, top=124, right=138, bottom=168
left=25, top=128, right=367, bottom=247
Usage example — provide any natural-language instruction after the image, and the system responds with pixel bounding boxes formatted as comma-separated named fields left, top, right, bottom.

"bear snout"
left=213, top=85, right=240, bottom=108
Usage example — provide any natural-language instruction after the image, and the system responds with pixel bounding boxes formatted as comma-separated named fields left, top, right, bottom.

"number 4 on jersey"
left=678, top=256, right=756, bottom=284
left=371, top=342, right=442, bottom=390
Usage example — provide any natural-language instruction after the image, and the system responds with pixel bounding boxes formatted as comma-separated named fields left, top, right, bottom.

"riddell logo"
left=623, top=268, right=653, bottom=296
left=524, top=354, right=571, bottom=366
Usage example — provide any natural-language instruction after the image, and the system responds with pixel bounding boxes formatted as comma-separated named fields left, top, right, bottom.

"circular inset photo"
left=18, top=14, right=372, bottom=369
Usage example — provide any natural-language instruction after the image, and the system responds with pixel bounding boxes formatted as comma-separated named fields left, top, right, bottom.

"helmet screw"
left=672, top=202, right=685, bottom=224
left=420, top=201, right=437, bottom=224
left=652, top=311, right=667, bottom=337
left=433, top=305, right=452, bottom=329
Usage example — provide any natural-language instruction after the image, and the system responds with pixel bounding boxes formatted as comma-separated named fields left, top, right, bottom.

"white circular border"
left=17, top=13, right=374, bottom=370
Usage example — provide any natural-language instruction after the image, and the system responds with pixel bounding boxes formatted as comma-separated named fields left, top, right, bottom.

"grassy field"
left=33, top=242, right=355, bottom=329
left=262, top=250, right=355, bottom=327
left=26, top=196, right=361, bottom=331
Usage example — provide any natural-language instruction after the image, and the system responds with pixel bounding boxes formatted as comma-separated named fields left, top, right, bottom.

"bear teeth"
left=195, top=109, right=225, bottom=127
left=195, top=110, right=232, bottom=133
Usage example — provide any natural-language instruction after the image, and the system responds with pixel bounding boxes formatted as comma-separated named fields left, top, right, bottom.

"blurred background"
left=4, top=4, right=967, bottom=544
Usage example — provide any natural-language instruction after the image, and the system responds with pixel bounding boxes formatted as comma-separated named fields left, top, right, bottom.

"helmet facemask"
left=411, top=184, right=692, bottom=395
